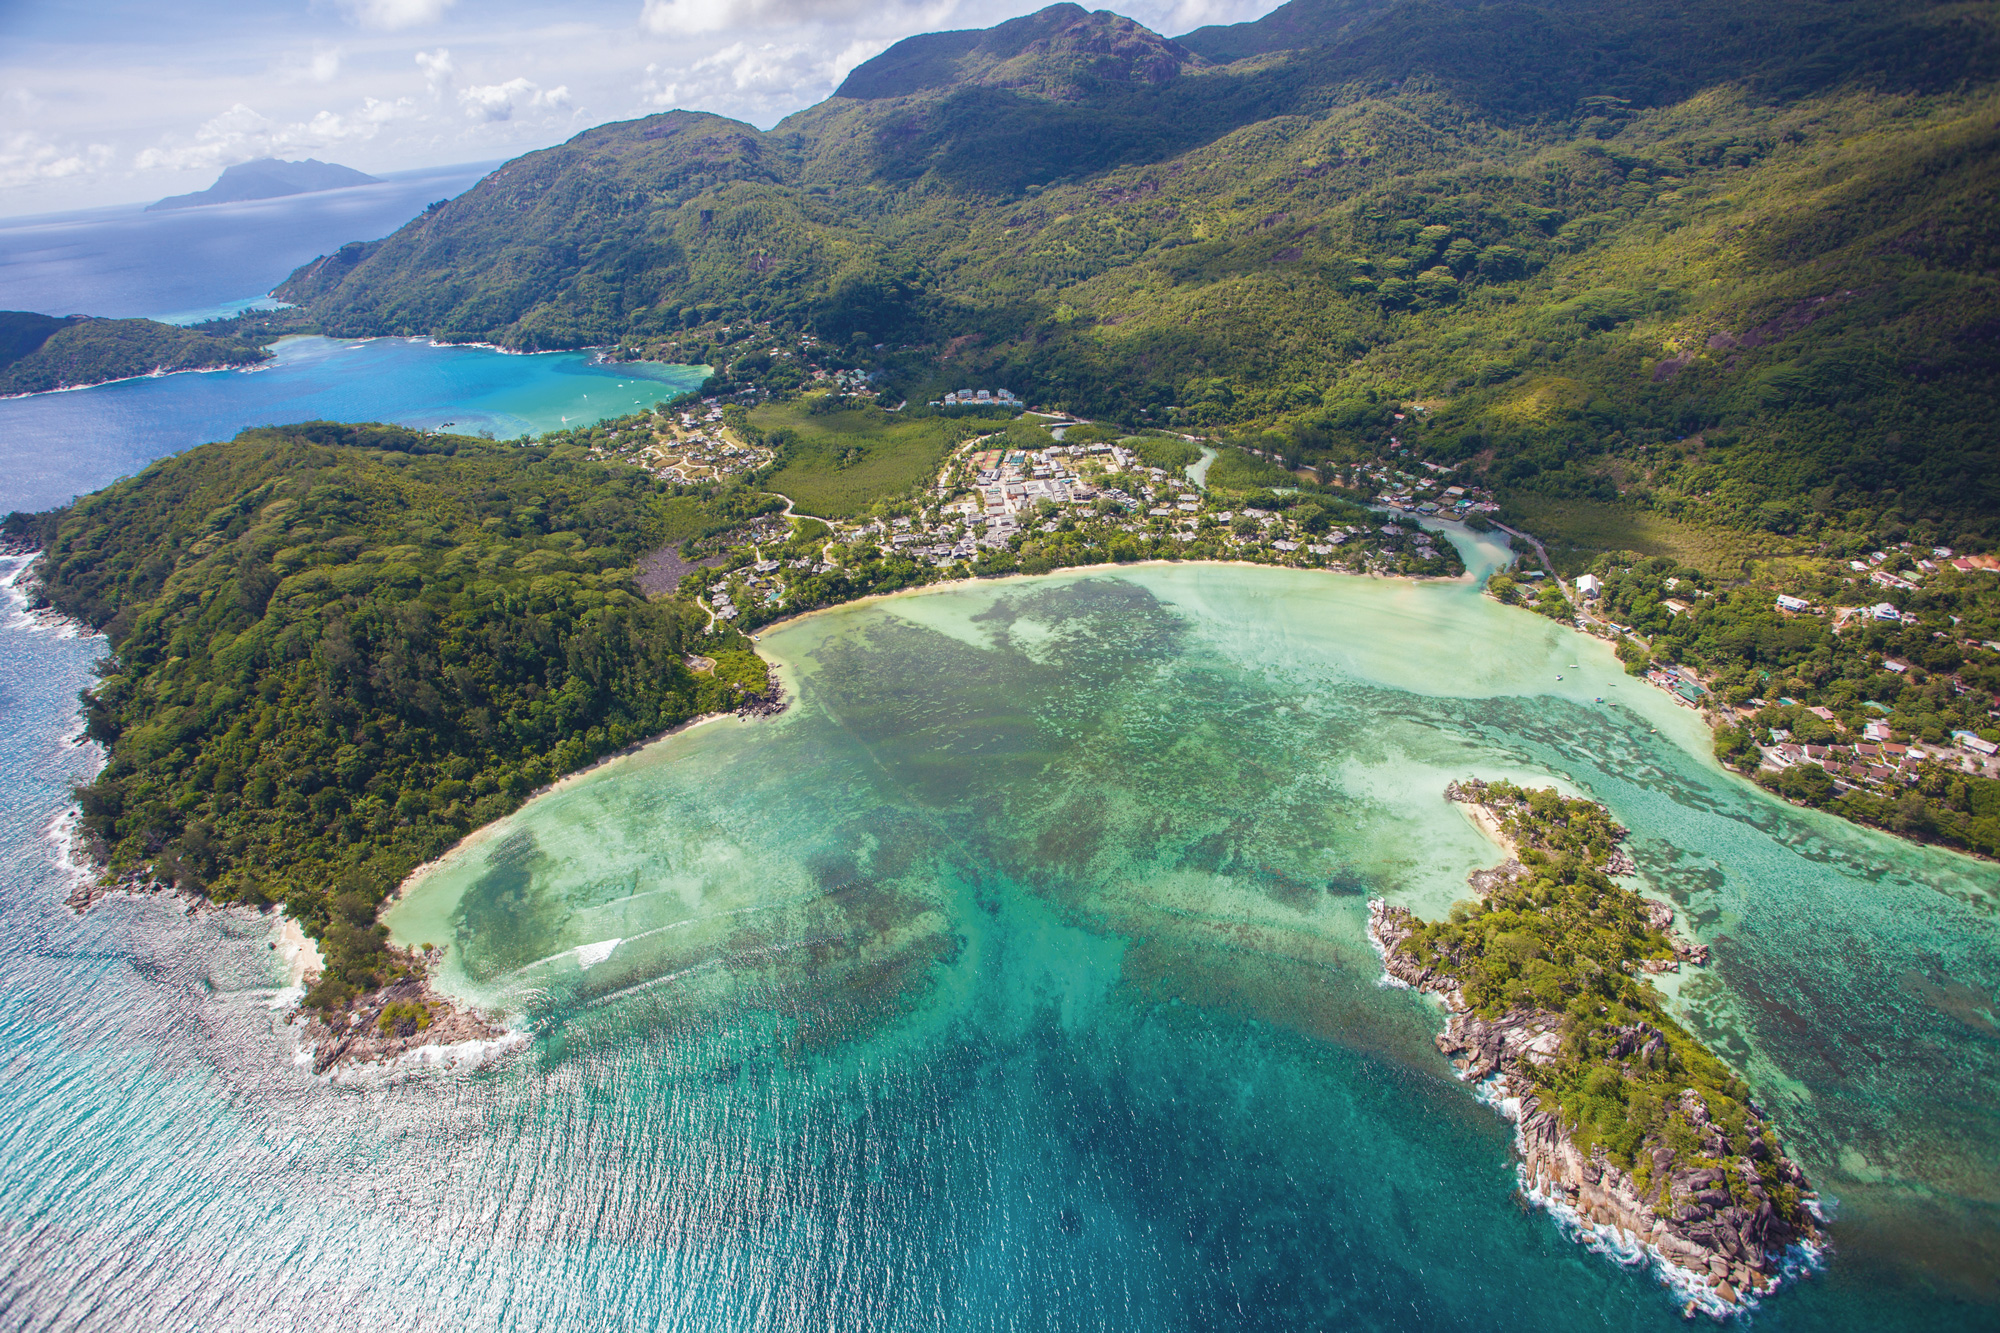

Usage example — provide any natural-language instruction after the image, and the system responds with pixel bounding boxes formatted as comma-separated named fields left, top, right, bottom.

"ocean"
left=0, top=163, right=498, bottom=324
left=0, top=178, right=1994, bottom=1332
left=0, top=162, right=709, bottom=515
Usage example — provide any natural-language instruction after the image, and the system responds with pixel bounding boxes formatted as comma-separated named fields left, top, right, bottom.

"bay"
left=2, top=526, right=1983, bottom=1330
left=0, top=185, right=1990, bottom=1325
left=0, top=335, right=708, bottom=513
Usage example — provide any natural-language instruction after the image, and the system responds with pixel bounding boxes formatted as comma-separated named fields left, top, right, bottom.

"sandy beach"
left=274, top=911, right=324, bottom=987
left=1457, top=801, right=1521, bottom=859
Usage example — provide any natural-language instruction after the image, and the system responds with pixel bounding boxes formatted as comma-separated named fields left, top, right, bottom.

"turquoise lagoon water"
left=0, top=525, right=1994, bottom=1330
left=0, top=335, right=708, bottom=512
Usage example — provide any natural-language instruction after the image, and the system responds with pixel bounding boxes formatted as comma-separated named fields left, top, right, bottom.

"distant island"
left=0, top=310, right=272, bottom=396
left=147, top=158, right=381, bottom=212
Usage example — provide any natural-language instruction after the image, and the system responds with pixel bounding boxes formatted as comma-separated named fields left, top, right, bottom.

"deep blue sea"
left=0, top=163, right=497, bottom=323
left=0, top=168, right=1993, bottom=1333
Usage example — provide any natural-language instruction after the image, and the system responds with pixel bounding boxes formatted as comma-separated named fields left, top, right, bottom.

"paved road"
left=1493, top=521, right=1577, bottom=607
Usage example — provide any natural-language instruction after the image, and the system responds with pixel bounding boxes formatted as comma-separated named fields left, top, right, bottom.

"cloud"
left=1152, top=0, right=1276, bottom=32
left=278, top=45, right=344, bottom=84
left=134, top=98, right=412, bottom=172
left=641, top=35, right=884, bottom=113
left=416, top=47, right=455, bottom=94
left=0, top=131, right=114, bottom=188
left=639, top=0, right=936, bottom=37
left=458, top=79, right=573, bottom=123
left=343, top=0, right=457, bottom=30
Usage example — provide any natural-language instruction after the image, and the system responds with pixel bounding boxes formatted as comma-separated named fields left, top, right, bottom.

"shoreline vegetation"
left=0, top=423, right=787, bottom=1062
left=0, top=311, right=274, bottom=397
left=1483, top=542, right=2000, bottom=862
left=1371, top=779, right=1820, bottom=1316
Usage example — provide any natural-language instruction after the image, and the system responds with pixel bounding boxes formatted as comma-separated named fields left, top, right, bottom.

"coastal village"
left=637, top=399, right=775, bottom=484
left=568, top=330, right=1999, bottom=859
left=684, top=411, right=1470, bottom=624
left=1516, top=540, right=2000, bottom=803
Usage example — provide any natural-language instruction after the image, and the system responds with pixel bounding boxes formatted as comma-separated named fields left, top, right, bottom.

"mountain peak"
left=835, top=4, right=1201, bottom=100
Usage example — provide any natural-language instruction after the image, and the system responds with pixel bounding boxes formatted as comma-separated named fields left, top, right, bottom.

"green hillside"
left=276, top=0, right=2000, bottom=549
left=0, top=311, right=269, bottom=396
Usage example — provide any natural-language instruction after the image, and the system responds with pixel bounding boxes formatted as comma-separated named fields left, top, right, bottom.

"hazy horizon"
left=0, top=0, right=1284, bottom=216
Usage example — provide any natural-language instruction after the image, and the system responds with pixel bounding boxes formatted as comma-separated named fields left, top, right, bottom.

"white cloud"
left=459, top=78, right=573, bottom=123
left=134, top=97, right=411, bottom=172
left=1152, top=0, right=1277, bottom=32
left=0, top=131, right=114, bottom=188
left=344, top=0, right=457, bottom=30
left=639, top=0, right=937, bottom=37
left=278, top=45, right=345, bottom=84
left=416, top=47, right=456, bottom=94
left=641, top=34, right=885, bottom=113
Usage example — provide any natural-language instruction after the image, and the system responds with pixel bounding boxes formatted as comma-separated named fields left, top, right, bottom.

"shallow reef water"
left=2, top=538, right=1995, bottom=1330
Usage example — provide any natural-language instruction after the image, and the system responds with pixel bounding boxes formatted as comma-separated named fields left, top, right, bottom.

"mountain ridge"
left=274, top=0, right=2000, bottom=545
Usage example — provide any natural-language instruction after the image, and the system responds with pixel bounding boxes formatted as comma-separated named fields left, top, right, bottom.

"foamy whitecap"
left=575, top=938, right=622, bottom=969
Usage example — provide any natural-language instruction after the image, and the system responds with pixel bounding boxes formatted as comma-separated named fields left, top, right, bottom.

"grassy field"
left=754, top=402, right=966, bottom=518
left=1507, top=497, right=1801, bottom=578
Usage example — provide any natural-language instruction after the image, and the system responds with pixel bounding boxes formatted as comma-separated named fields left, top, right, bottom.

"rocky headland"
left=292, top=955, right=511, bottom=1076
left=1372, top=780, right=1820, bottom=1314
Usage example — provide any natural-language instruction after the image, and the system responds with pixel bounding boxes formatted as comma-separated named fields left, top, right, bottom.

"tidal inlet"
left=381, top=562, right=1999, bottom=1328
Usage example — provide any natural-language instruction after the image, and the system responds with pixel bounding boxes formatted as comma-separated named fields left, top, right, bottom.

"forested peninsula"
left=3, top=423, right=777, bottom=1020
left=1372, top=780, right=1820, bottom=1314
left=0, top=311, right=271, bottom=397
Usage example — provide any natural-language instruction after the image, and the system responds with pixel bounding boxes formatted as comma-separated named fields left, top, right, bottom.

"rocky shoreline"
left=1372, top=782, right=1822, bottom=1315
left=61, top=860, right=515, bottom=1074
left=292, top=959, right=513, bottom=1076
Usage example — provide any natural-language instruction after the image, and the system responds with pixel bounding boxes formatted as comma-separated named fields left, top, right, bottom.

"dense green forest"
left=275, top=0, right=1999, bottom=553
left=0, top=311, right=269, bottom=395
left=7, top=424, right=772, bottom=1009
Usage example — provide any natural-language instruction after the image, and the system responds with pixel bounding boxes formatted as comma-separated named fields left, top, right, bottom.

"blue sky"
left=0, top=0, right=1281, bottom=214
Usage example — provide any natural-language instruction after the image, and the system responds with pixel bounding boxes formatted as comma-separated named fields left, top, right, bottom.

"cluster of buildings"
left=703, top=553, right=796, bottom=621
left=633, top=399, right=773, bottom=484
left=931, top=388, right=1024, bottom=408
left=1644, top=664, right=1710, bottom=708
left=1349, top=460, right=1501, bottom=516
left=1762, top=732, right=2000, bottom=786
left=820, top=368, right=877, bottom=396
left=689, top=429, right=1455, bottom=619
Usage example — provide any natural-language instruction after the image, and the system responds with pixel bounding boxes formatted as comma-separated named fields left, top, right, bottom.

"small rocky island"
left=1370, top=779, right=1820, bottom=1313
